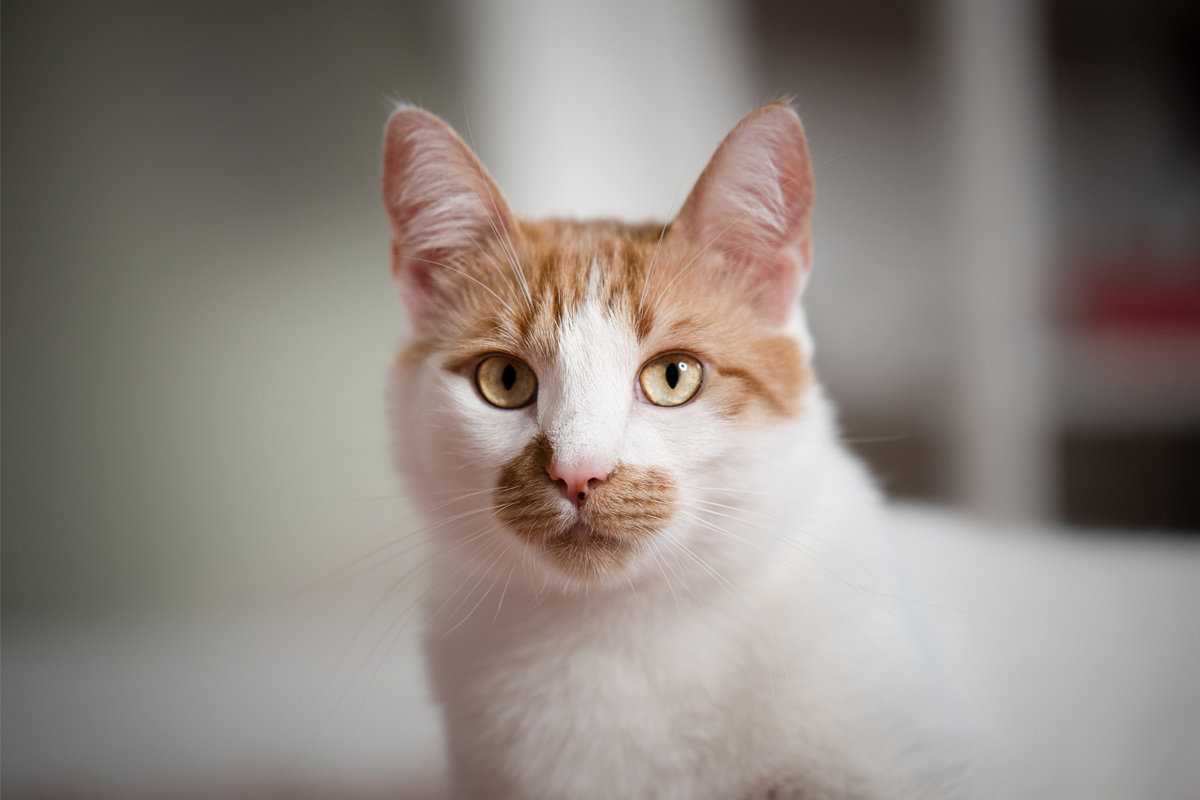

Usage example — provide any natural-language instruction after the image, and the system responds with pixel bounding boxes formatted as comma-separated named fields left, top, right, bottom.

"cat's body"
left=383, top=104, right=994, bottom=798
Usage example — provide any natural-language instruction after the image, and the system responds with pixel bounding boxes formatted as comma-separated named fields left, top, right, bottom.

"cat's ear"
left=673, top=103, right=814, bottom=325
left=382, top=106, right=516, bottom=331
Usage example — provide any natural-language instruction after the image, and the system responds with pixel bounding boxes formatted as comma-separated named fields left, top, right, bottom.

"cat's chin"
left=559, top=522, right=600, bottom=544
left=538, top=521, right=636, bottom=583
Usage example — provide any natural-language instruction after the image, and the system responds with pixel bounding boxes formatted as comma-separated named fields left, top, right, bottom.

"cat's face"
left=384, top=104, right=816, bottom=590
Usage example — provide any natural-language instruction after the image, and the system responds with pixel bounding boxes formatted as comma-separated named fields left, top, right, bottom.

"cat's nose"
left=547, top=461, right=612, bottom=507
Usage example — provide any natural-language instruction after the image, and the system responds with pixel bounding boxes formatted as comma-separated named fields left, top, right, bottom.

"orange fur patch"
left=495, top=433, right=679, bottom=578
left=413, top=217, right=811, bottom=423
left=397, top=338, right=437, bottom=367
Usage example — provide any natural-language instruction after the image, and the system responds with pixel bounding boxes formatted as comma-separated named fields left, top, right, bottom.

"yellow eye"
left=639, top=353, right=703, bottom=407
left=475, top=355, right=537, bottom=408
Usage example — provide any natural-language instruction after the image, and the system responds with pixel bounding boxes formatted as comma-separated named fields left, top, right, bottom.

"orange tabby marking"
left=495, top=432, right=679, bottom=578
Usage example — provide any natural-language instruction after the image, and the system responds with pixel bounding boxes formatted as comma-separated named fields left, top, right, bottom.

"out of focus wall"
left=752, top=0, right=1200, bottom=525
left=2, top=1, right=466, bottom=616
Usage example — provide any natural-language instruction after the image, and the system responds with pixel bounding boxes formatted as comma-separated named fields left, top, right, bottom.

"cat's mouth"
left=561, top=521, right=601, bottom=543
left=551, top=519, right=626, bottom=548
left=494, top=434, right=680, bottom=580
left=541, top=520, right=631, bottom=577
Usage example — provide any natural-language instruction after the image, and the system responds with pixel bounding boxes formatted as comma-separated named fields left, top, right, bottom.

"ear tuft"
left=674, top=102, right=814, bottom=324
left=382, top=107, right=514, bottom=330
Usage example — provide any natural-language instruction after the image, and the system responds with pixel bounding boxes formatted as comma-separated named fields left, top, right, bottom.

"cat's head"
left=383, top=103, right=819, bottom=590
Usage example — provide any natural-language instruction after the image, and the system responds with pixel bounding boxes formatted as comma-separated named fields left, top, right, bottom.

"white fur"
left=539, top=262, right=640, bottom=472
left=389, top=288, right=1001, bottom=798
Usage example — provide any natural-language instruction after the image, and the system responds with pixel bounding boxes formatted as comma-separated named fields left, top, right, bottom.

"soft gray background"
left=4, top=2, right=461, bottom=615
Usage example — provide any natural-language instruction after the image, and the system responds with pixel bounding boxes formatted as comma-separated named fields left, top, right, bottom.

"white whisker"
left=461, top=98, right=534, bottom=308
left=638, top=177, right=684, bottom=312
left=406, top=254, right=518, bottom=318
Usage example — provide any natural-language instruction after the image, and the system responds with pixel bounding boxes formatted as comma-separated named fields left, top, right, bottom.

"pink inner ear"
left=759, top=245, right=809, bottom=322
left=381, top=107, right=515, bottom=331
left=675, top=103, right=814, bottom=325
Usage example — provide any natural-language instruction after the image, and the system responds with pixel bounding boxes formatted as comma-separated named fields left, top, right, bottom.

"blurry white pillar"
left=940, top=0, right=1055, bottom=521
left=455, top=0, right=755, bottom=220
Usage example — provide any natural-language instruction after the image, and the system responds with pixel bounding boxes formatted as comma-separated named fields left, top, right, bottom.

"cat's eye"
left=475, top=355, right=537, bottom=408
left=639, top=353, right=703, bottom=407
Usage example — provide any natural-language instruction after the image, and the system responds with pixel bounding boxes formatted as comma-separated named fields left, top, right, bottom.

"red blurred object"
left=1075, top=257, right=1200, bottom=333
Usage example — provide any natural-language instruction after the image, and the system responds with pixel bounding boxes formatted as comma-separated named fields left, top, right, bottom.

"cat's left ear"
left=673, top=103, right=814, bottom=325
left=382, top=106, right=517, bottom=332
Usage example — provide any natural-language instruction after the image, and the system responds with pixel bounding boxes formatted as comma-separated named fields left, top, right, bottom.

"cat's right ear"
left=672, top=102, right=814, bottom=326
left=382, top=106, right=515, bottom=332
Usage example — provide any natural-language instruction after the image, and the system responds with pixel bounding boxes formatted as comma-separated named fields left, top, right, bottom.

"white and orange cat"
left=382, top=103, right=995, bottom=798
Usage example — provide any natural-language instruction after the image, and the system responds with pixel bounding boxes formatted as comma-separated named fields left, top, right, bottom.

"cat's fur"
left=383, top=103, right=994, bottom=798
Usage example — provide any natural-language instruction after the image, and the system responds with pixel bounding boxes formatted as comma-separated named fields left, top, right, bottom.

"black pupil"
left=665, top=361, right=680, bottom=389
left=501, top=364, right=517, bottom=391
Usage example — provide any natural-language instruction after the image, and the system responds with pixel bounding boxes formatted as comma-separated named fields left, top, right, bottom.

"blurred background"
left=3, top=1, right=1199, bottom=798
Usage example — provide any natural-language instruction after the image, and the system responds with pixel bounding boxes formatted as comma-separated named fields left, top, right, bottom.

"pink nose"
left=548, top=461, right=612, bottom=507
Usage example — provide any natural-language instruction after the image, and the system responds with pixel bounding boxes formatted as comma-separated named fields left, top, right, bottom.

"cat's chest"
left=426, top=592, right=783, bottom=798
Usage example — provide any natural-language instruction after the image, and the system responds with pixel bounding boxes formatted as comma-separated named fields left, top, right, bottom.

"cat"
left=381, top=102, right=998, bottom=799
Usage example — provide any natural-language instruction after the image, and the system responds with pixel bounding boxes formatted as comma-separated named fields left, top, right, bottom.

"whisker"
left=841, top=431, right=925, bottom=444
left=676, top=509, right=819, bottom=584
left=406, top=255, right=518, bottom=318
left=461, top=97, right=534, bottom=309
left=661, top=528, right=788, bottom=696
left=647, top=538, right=681, bottom=614
left=468, top=187, right=530, bottom=305
left=679, top=507, right=963, bottom=683
left=300, top=521, right=502, bottom=742
left=683, top=505, right=878, bottom=600
left=638, top=177, right=685, bottom=312
left=363, top=518, right=518, bottom=685
left=654, top=533, right=703, bottom=605
left=454, top=315, right=509, bottom=338
left=491, top=556, right=519, bottom=626
left=441, top=539, right=512, bottom=636
left=307, top=499, right=512, bottom=592
left=684, top=498, right=883, bottom=586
